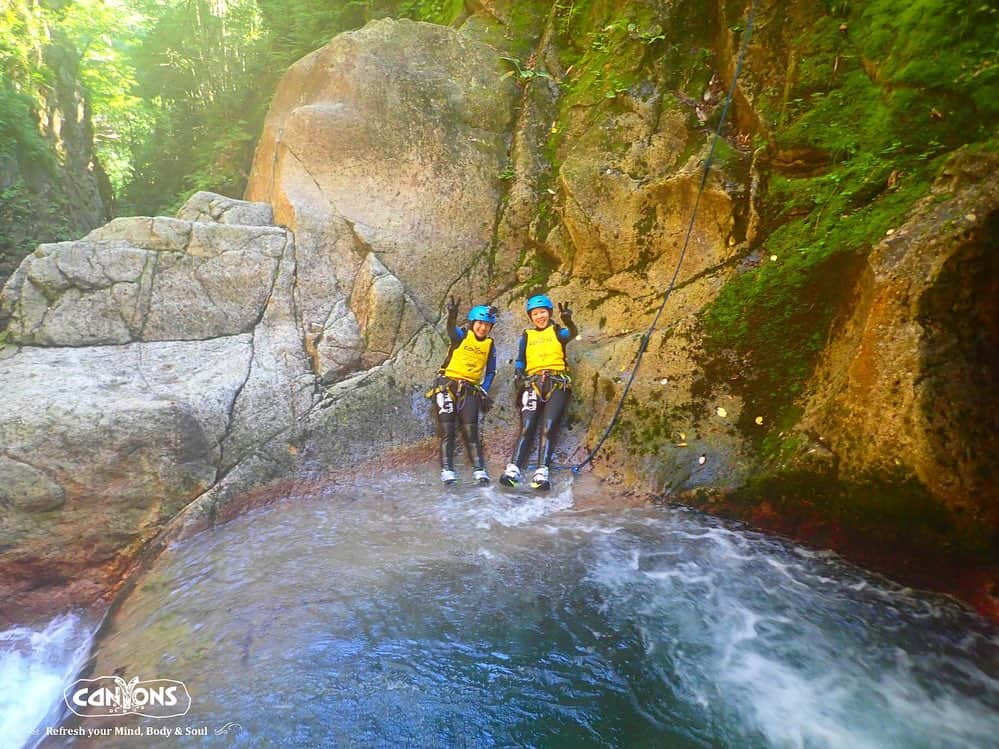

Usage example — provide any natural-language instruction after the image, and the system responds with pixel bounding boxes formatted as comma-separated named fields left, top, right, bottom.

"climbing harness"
left=568, top=0, right=758, bottom=474
left=425, top=375, right=487, bottom=413
left=523, top=371, right=572, bottom=404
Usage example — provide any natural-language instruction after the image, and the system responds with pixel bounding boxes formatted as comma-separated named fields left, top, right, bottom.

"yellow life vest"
left=524, top=325, right=567, bottom=375
left=442, top=330, right=493, bottom=384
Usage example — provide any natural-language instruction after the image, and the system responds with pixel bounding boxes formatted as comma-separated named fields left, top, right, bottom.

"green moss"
left=532, top=173, right=558, bottom=244
left=516, top=253, right=557, bottom=300
left=757, top=407, right=805, bottom=461
left=698, top=142, right=940, bottom=434
left=614, top=392, right=693, bottom=457
left=504, top=0, right=552, bottom=48
left=544, top=0, right=720, bottom=164
left=695, top=0, right=996, bottom=440
left=548, top=1, right=667, bottom=158
left=700, top=245, right=856, bottom=431
left=790, top=16, right=855, bottom=96
left=783, top=0, right=998, bottom=153
left=856, top=0, right=998, bottom=124
left=707, top=137, right=740, bottom=170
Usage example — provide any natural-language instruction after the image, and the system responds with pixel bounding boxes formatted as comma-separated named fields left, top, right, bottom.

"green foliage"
left=256, top=0, right=379, bottom=70
left=0, top=85, right=53, bottom=167
left=0, top=0, right=413, bottom=218
left=0, top=1, right=55, bottom=166
left=0, top=180, right=37, bottom=271
left=56, top=0, right=156, bottom=191
left=116, top=0, right=270, bottom=214
left=121, top=0, right=415, bottom=215
left=0, top=0, right=52, bottom=88
left=396, top=0, right=465, bottom=26
left=499, top=56, right=553, bottom=83
left=0, top=178, right=75, bottom=281
left=0, top=0, right=159, bottom=192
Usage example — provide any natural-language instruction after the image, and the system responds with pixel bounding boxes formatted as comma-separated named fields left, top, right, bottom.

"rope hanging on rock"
left=571, top=0, right=759, bottom=473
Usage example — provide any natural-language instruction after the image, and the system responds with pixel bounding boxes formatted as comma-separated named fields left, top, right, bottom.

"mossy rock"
left=728, top=468, right=996, bottom=566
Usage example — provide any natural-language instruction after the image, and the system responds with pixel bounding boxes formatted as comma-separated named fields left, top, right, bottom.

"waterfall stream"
left=0, top=613, right=96, bottom=748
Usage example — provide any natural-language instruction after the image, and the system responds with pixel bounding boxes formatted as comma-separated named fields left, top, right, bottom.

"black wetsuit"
left=509, top=318, right=577, bottom=473
left=433, top=310, right=496, bottom=473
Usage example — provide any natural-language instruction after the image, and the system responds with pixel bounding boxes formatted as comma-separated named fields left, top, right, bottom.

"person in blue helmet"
left=427, top=297, right=497, bottom=485
left=500, top=294, right=577, bottom=491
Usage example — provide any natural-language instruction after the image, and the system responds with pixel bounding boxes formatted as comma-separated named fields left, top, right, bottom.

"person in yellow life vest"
left=429, top=297, right=497, bottom=485
left=500, top=294, right=577, bottom=491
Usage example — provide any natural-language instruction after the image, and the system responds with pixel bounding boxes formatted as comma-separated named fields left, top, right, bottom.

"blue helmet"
left=526, top=294, right=553, bottom=314
left=468, top=305, right=497, bottom=325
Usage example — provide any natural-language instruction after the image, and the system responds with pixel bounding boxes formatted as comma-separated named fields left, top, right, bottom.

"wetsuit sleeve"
left=557, top=318, right=578, bottom=342
left=481, top=343, right=496, bottom=392
left=444, top=305, right=463, bottom=345
left=515, top=332, right=527, bottom=375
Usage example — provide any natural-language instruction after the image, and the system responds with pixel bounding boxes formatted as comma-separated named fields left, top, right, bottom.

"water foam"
left=441, top=479, right=575, bottom=529
left=584, top=512, right=999, bottom=748
left=0, top=612, right=94, bottom=748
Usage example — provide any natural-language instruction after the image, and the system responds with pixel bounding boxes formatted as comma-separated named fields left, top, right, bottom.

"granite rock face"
left=1, top=218, right=287, bottom=346
left=0, top=336, right=250, bottom=616
left=0, top=194, right=313, bottom=618
left=245, top=18, right=518, bottom=381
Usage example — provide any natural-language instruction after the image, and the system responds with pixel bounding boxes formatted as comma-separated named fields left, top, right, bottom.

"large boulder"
left=0, top=335, right=250, bottom=617
left=169, top=18, right=524, bottom=528
left=0, top=194, right=312, bottom=619
left=245, top=17, right=518, bottom=380
left=175, top=190, right=275, bottom=226
left=1, top=217, right=288, bottom=346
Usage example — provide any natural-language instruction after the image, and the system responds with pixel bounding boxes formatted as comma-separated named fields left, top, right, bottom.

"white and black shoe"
left=440, top=469, right=458, bottom=485
left=530, top=466, right=551, bottom=491
left=499, top=464, right=521, bottom=487
left=473, top=469, right=490, bottom=485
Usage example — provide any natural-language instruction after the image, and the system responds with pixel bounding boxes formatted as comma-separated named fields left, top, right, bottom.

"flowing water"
left=8, top=471, right=999, bottom=748
left=0, top=613, right=97, bottom=748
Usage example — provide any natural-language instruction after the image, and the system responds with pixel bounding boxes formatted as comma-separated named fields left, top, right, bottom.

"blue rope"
left=566, top=1, right=759, bottom=474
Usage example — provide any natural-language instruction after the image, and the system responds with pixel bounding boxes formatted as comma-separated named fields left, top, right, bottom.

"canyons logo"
left=64, top=676, right=192, bottom=718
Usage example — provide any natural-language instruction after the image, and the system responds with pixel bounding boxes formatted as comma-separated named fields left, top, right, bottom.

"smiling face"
left=529, top=307, right=551, bottom=328
left=471, top=320, right=493, bottom=338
